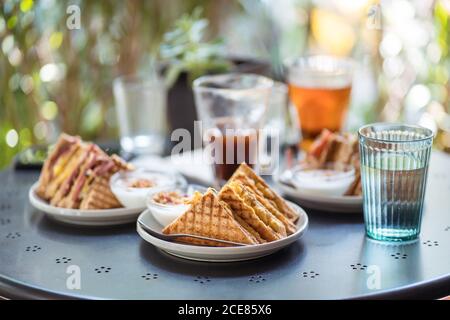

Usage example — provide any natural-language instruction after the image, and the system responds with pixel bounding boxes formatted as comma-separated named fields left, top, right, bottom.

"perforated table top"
left=0, top=152, right=449, bottom=299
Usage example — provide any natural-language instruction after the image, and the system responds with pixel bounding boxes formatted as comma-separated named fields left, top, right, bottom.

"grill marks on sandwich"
left=219, top=183, right=285, bottom=242
left=234, top=183, right=286, bottom=237
left=76, top=159, right=124, bottom=209
left=163, top=164, right=299, bottom=247
left=70, top=153, right=99, bottom=202
left=229, top=163, right=300, bottom=223
left=79, top=176, right=122, bottom=210
left=229, top=174, right=297, bottom=235
left=162, top=190, right=259, bottom=246
left=252, top=192, right=297, bottom=235
left=233, top=215, right=266, bottom=244
left=50, top=145, right=94, bottom=207
left=45, top=147, right=85, bottom=200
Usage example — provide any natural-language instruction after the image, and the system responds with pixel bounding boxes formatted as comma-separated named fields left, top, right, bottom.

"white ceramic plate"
left=137, top=201, right=308, bottom=262
left=273, top=174, right=363, bottom=213
left=29, top=182, right=144, bottom=226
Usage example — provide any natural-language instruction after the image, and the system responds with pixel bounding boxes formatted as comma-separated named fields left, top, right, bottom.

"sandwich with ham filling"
left=304, top=129, right=361, bottom=196
left=36, top=134, right=133, bottom=209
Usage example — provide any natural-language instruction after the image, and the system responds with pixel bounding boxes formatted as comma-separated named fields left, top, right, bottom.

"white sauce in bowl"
left=291, top=165, right=355, bottom=197
left=147, top=185, right=207, bottom=227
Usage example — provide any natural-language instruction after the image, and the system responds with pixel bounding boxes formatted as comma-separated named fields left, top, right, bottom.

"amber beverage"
left=287, top=56, right=353, bottom=151
left=289, top=84, right=351, bottom=150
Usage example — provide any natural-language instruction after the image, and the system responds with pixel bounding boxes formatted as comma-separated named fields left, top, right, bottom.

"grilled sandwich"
left=162, top=164, right=299, bottom=247
left=306, top=130, right=361, bottom=196
left=228, top=163, right=300, bottom=222
left=219, top=182, right=285, bottom=242
left=162, top=189, right=260, bottom=246
left=36, top=133, right=132, bottom=209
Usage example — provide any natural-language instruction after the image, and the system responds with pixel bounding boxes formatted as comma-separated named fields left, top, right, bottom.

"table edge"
left=0, top=272, right=449, bottom=300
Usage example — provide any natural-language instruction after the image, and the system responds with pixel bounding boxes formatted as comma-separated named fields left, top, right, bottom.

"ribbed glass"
left=359, top=123, right=434, bottom=242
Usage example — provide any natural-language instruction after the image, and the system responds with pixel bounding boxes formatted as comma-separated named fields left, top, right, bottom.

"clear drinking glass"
left=193, top=73, right=273, bottom=185
left=286, top=55, right=353, bottom=151
left=113, top=75, right=167, bottom=155
left=260, top=81, right=301, bottom=174
left=359, top=123, right=434, bottom=242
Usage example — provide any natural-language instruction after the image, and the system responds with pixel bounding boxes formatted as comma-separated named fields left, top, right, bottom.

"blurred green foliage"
left=160, top=7, right=231, bottom=87
left=1, top=0, right=449, bottom=170
left=0, top=0, right=225, bottom=169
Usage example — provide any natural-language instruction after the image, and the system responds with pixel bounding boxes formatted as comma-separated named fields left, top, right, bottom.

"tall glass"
left=266, top=82, right=288, bottom=136
left=113, top=75, right=167, bottom=155
left=193, top=73, right=273, bottom=186
left=286, top=55, right=353, bottom=151
left=260, top=81, right=288, bottom=174
left=359, top=123, right=434, bottom=242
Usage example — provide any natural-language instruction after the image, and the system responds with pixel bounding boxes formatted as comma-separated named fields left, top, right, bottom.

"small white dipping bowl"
left=147, top=184, right=207, bottom=227
left=291, top=163, right=355, bottom=197
left=110, top=169, right=187, bottom=209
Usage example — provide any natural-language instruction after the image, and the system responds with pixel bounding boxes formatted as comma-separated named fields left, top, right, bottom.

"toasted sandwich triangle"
left=162, top=190, right=258, bottom=246
left=218, top=183, right=284, bottom=242
left=36, top=133, right=131, bottom=209
left=229, top=163, right=299, bottom=222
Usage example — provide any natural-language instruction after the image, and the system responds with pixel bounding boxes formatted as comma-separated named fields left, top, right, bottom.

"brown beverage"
left=289, top=84, right=351, bottom=151
left=205, top=128, right=259, bottom=184
left=194, top=74, right=272, bottom=186
left=287, top=56, right=353, bottom=151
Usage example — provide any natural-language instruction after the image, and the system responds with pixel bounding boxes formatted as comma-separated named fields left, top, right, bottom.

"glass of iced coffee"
left=193, top=73, right=273, bottom=186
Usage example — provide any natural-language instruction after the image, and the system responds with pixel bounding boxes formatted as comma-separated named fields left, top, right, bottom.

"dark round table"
left=0, top=151, right=449, bottom=299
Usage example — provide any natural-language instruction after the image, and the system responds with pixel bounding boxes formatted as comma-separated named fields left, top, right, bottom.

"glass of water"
left=113, top=74, right=167, bottom=155
left=359, top=123, right=434, bottom=242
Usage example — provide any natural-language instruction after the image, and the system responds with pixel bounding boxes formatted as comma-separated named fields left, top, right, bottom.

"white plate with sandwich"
left=137, top=163, right=309, bottom=262
left=275, top=130, right=363, bottom=213
left=28, top=134, right=183, bottom=226
left=29, top=182, right=144, bottom=226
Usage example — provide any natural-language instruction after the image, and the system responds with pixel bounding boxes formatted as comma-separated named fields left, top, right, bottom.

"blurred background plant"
left=0, top=0, right=229, bottom=168
left=0, top=0, right=449, bottom=169
left=159, top=7, right=231, bottom=87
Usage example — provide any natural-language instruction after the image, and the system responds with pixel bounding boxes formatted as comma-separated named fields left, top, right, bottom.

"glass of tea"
left=193, top=73, right=273, bottom=186
left=286, top=55, right=354, bottom=151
